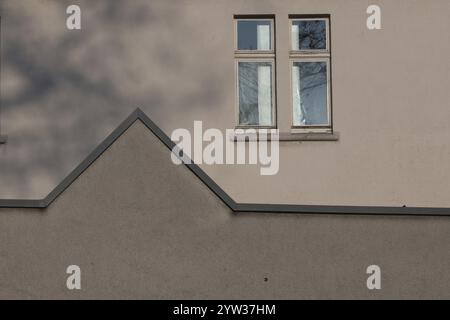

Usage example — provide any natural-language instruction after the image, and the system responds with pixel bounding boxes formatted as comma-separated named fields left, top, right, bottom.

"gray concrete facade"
left=1, top=0, right=450, bottom=208
left=1, top=121, right=450, bottom=299
left=1, top=0, right=450, bottom=299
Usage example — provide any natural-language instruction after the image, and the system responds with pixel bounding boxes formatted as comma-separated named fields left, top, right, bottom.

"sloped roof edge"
left=0, top=108, right=449, bottom=216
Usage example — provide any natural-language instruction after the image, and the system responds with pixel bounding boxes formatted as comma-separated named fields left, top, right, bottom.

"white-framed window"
left=290, top=15, right=332, bottom=133
left=234, top=15, right=276, bottom=128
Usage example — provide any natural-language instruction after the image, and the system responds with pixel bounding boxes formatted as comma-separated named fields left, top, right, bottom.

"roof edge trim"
left=0, top=108, right=449, bottom=217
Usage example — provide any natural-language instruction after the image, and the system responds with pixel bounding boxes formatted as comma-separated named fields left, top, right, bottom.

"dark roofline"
left=0, top=108, right=449, bottom=217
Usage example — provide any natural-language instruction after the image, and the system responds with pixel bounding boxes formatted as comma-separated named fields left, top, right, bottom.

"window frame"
left=234, top=15, right=277, bottom=129
left=289, top=17, right=330, bottom=54
left=234, top=18, right=275, bottom=54
left=235, top=58, right=276, bottom=129
left=289, top=14, right=332, bottom=133
left=290, top=58, right=331, bottom=131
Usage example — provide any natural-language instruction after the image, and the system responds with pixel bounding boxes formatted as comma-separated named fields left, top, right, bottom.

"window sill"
left=0, top=135, right=7, bottom=144
left=229, top=131, right=339, bottom=142
left=281, top=132, right=339, bottom=141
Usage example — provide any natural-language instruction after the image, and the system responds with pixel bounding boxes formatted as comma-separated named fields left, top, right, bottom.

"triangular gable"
left=0, top=108, right=448, bottom=216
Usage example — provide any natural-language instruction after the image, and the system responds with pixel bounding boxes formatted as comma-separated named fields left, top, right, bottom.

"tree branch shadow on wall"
left=0, top=0, right=227, bottom=199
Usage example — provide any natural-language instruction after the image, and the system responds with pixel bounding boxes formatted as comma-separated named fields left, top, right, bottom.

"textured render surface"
left=1, top=0, right=450, bottom=209
left=0, top=121, right=449, bottom=299
left=3, top=108, right=448, bottom=215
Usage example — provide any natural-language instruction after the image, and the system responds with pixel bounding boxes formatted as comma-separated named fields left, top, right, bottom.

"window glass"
left=292, top=61, right=328, bottom=126
left=238, top=62, right=273, bottom=126
left=291, top=20, right=326, bottom=51
left=237, top=20, right=272, bottom=51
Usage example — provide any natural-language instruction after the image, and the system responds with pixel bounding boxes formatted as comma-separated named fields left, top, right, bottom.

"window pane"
left=238, top=62, right=273, bottom=126
left=291, top=20, right=327, bottom=50
left=237, top=20, right=272, bottom=50
left=292, top=61, right=328, bottom=126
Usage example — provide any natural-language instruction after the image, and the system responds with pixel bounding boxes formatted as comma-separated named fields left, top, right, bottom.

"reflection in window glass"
left=291, top=20, right=326, bottom=50
left=238, top=62, right=273, bottom=126
left=292, top=61, right=328, bottom=126
left=237, top=20, right=272, bottom=51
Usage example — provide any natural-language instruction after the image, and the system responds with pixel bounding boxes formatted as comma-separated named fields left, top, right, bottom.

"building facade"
left=0, top=0, right=449, bottom=299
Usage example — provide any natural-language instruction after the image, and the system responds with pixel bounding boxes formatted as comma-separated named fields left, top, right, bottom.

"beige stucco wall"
left=0, top=121, right=449, bottom=299
left=1, top=0, right=450, bottom=209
